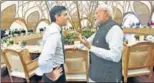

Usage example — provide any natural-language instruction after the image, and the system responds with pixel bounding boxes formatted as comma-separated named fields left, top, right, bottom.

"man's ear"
left=55, top=15, right=60, bottom=21
left=104, top=11, right=108, bottom=19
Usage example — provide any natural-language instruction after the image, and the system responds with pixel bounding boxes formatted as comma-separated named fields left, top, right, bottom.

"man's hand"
left=46, top=66, right=63, bottom=81
left=78, top=35, right=91, bottom=49
left=72, top=45, right=78, bottom=50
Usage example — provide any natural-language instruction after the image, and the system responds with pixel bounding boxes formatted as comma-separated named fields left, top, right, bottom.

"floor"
left=1, top=67, right=154, bottom=83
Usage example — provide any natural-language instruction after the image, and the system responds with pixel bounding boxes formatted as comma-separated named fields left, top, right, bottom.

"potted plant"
left=81, top=29, right=95, bottom=38
left=64, top=32, right=76, bottom=45
left=5, top=38, right=14, bottom=46
left=20, top=41, right=27, bottom=47
left=64, top=28, right=95, bottom=45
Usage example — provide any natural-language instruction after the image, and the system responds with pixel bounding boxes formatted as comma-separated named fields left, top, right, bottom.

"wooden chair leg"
left=148, top=73, right=153, bottom=80
left=124, top=77, right=127, bottom=83
left=26, top=78, right=30, bottom=83
left=9, top=76, right=13, bottom=83
left=149, top=66, right=153, bottom=80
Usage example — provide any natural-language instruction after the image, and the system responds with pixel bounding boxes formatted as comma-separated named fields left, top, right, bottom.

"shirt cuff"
left=75, top=44, right=84, bottom=49
left=90, top=45, right=107, bottom=55
left=90, top=45, right=96, bottom=52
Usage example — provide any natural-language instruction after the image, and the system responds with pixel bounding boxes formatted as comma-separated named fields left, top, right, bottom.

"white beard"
left=95, top=19, right=104, bottom=27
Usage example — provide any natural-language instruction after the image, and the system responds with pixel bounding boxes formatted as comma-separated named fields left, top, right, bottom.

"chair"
left=1, top=50, right=8, bottom=76
left=1, top=51, right=6, bottom=68
left=152, top=45, right=154, bottom=67
left=122, top=42, right=154, bottom=82
left=3, top=49, right=38, bottom=82
left=64, top=49, right=89, bottom=82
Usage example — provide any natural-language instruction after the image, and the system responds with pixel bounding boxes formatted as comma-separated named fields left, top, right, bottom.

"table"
left=126, top=40, right=154, bottom=46
left=1, top=44, right=83, bottom=53
left=1, top=45, right=42, bottom=53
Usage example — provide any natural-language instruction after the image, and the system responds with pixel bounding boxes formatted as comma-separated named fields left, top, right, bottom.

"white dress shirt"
left=38, top=22, right=64, bottom=75
left=77, top=25, right=124, bottom=62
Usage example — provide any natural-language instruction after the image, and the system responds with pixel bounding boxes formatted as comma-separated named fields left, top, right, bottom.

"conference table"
left=1, top=39, right=154, bottom=53
left=126, top=40, right=154, bottom=46
left=1, top=45, right=42, bottom=53
left=1, top=44, right=77, bottom=53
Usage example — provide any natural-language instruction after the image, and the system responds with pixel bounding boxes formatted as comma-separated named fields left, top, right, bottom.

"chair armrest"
left=26, top=58, right=38, bottom=65
left=32, top=58, right=38, bottom=62
left=27, top=58, right=38, bottom=72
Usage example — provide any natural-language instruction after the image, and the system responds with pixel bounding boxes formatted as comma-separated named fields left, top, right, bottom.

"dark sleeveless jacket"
left=89, top=18, right=122, bottom=82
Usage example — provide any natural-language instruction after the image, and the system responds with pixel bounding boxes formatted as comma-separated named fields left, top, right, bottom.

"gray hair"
left=98, top=4, right=113, bottom=18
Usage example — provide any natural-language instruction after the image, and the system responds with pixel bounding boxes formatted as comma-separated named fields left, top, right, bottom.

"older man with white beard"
left=74, top=4, right=124, bottom=82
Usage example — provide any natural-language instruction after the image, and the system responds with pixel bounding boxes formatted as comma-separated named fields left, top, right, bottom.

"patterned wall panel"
left=1, top=4, right=16, bottom=30
left=27, top=11, right=40, bottom=31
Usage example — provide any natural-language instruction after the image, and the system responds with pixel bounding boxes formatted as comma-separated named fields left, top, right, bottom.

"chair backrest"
left=1, top=50, right=7, bottom=68
left=3, top=49, right=33, bottom=77
left=3, top=49, right=24, bottom=72
left=123, top=42, right=153, bottom=70
left=19, top=49, right=32, bottom=65
left=64, top=49, right=89, bottom=74
left=1, top=51, right=5, bottom=64
left=153, top=44, right=154, bottom=66
left=3, top=48, right=38, bottom=83
left=19, top=49, right=38, bottom=73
